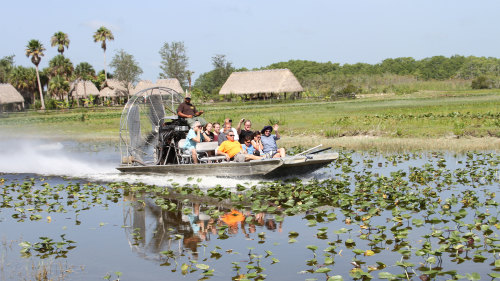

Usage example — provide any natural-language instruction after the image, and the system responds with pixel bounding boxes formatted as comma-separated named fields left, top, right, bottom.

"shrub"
left=335, top=83, right=360, bottom=99
left=32, top=100, right=42, bottom=110
left=46, top=98, right=58, bottom=110
left=325, top=128, right=341, bottom=138
left=392, top=85, right=417, bottom=95
left=471, top=76, right=493, bottom=89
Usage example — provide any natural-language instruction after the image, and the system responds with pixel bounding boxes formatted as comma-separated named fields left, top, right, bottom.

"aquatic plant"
left=1, top=151, right=499, bottom=280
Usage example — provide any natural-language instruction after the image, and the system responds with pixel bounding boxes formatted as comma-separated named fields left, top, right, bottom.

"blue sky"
left=2, top=0, right=499, bottom=82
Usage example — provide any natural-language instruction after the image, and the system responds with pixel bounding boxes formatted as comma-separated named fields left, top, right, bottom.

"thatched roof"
left=131, top=79, right=184, bottom=96
left=69, top=80, right=99, bottom=98
left=99, top=79, right=130, bottom=98
left=156, top=78, right=184, bottom=94
left=0, top=83, right=25, bottom=105
left=132, top=80, right=154, bottom=95
left=219, top=69, right=304, bottom=95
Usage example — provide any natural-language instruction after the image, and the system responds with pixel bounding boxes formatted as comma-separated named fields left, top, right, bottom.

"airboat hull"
left=116, top=152, right=339, bottom=178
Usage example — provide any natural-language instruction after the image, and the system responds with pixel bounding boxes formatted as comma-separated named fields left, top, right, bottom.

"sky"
left=2, top=0, right=500, bottom=82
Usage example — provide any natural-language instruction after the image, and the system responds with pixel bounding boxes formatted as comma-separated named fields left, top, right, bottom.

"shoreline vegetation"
left=0, top=89, right=499, bottom=152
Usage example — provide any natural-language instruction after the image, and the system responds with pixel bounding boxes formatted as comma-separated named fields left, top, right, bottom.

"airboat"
left=117, top=87, right=338, bottom=177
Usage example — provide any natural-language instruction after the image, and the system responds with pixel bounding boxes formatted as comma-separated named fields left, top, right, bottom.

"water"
left=0, top=138, right=498, bottom=280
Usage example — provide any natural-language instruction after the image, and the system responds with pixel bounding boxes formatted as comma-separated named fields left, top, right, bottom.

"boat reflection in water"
left=122, top=193, right=282, bottom=261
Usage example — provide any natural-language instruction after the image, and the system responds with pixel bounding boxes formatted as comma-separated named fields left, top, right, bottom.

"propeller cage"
left=119, top=87, right=188, bottom=166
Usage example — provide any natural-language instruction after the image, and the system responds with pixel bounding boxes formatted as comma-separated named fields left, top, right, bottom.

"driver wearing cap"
left=177, top=93, right=207, bottom=127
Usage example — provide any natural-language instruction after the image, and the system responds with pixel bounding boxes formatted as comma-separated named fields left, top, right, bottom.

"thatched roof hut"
left=132, top=80, right=154, bottom=95
left=0, top=83, right=25, bottom=105
left=69, top=80, right=99, bottom=98
left=131, top=79, right=184, bottom=96
left=156, top=78, right=184, bottom=94
left=99, top=79, right=130, bottom=98
left=219, top=69, right=303, bottom=95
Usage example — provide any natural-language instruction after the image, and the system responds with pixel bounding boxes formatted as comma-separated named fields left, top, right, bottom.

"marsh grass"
left=0, top=238, right=73, bottom=281
left=27, top=260, right=72, bottom=281
left=0, top=90, right=499, bottom=151
left=280, top=135, right=500, bottom=153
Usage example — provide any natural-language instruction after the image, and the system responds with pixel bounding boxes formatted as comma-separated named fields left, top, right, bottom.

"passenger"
left=213, top=122, right=221, bottom=142
left=218, top=122, right=232, bottom=145
left=219, top=118, right=239, bottom=141
left=183, top=121, right=204, bottom=164
left=237, top=119, right=253, bottom=144
left=177, top=94, right=207, bottom=127
left=241, top=135, right=255, bottom=155
left=202, top=122, right=215, bottom=142
left=251, top=131, right=264, bottom=156
left=261, top=124, right=286, bottom=158
left=217, top=132, right=263, bottom=162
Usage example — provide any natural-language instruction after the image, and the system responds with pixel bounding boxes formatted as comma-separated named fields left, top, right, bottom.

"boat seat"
left=197, top=141, right=226, bottom=163
left=199, top=155, right=227, bottom=163
left=196, top=141, right=218, bottom=152
left=177, top=140, right=224, bottom=164
left=176, top=139, right=193, bottom=164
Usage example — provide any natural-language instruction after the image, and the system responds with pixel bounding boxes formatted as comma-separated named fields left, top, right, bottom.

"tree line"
left=0, top=27, right=149, bottom=110
left=2, top=34, right=500, bottom=110
left=265, top=56, right=500, bottom=82
left=191, top=55, right=500, bottom=101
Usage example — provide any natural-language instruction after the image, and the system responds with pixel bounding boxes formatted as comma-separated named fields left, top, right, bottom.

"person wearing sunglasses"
left=217, top=122, right=233, bottom=145
left=177, top=94, right=207, bottom=128
left=183, top=121, right=204, bottom=164
left=217, top=132, right=263, bottom=162
left=219, top=118, right=239, bottom=141
left=261, top=124, right=286, bottom=158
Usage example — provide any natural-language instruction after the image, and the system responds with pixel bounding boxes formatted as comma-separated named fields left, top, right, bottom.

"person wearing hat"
left=177, top=93, right=207, bottom=127
left=261, top=124, right=286, bottom=158
left=183, top=121, right=205, bottom=164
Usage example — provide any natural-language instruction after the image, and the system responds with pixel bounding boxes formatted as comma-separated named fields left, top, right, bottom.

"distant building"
left=156, top=78, right=184, bottom=94
left=131, top=80, right=154, bottom=96
left=0, top=83, right=25, bottom=112
left=132, top=79, right=184, bottom=96
left=99, top=79, right=131, bottom=99
left=69, top=80, right=99, bottom=98
left=69, top=80, right=100, bottom=106
left=219, top=69, right=303, bottom=99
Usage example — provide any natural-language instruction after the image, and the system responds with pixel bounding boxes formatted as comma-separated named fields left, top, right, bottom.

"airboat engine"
left=154, top=118, right=190, bottom=165
left=119, top=86, right=189, bottom=166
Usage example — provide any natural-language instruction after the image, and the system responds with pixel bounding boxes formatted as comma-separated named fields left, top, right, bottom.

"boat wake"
left=0, top=138, right=116, bottom=176
left=0, top=138, right=265, bottom=189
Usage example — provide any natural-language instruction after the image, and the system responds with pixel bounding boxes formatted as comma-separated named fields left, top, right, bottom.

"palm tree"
left=50, top=31, right=70, bottom=56
left=9, top=66, right=36, bottom=104
left=75, top=62, right=95, bottom=80
left=0, top=55, right=15, bottom=83
left=93, top=26, right=114, bottom=82
left=49, top=75, right=70, bottom=100
left=48, top=54, right=74, bottom=79
left=25, top=39, right=46, bottom=110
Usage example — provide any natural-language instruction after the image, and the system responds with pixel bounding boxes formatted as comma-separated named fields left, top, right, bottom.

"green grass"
left=1, top=89, right=499, bottom=151
left=205, top=90, right=500, bottom=139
